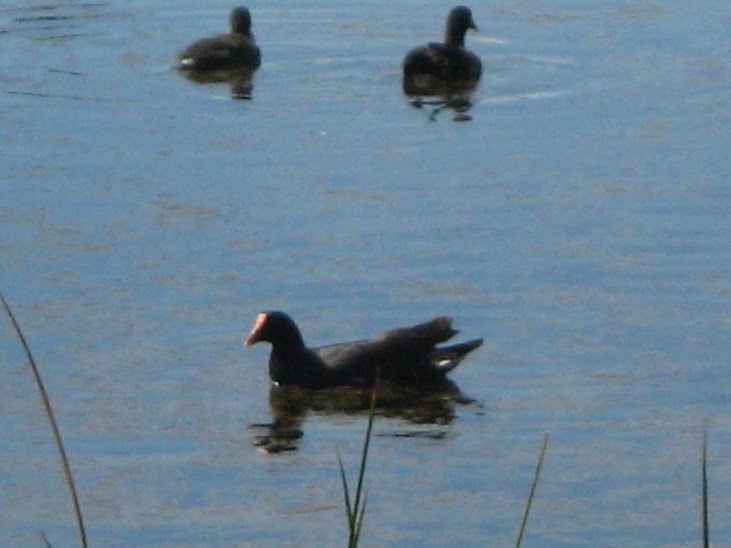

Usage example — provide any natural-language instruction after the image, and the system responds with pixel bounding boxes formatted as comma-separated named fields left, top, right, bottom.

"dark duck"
left=402, top=6, right=482, bottom=96
left=245, top=311, right=483, bottom=388
left=177, top=6, right=261, bottom=72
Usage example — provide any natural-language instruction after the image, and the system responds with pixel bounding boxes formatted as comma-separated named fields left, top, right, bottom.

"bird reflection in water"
left=407, top=92, right=476, bottom=122
left=250, top=380, right=481, bottom=454
left=178, top=66, right=256, bottom=100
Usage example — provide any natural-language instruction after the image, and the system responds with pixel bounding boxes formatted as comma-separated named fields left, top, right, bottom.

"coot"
left=245, top=311, right=483, bottom=388
left=402, top=6, right=482, bottom=96
left=177, top=6, right=261, bottom=71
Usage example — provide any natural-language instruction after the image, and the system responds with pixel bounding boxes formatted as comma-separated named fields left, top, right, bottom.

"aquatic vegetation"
left=336, top=380, right=378, bottom=548
left=702, top=427, right=709, bottom=548
left=1, top=290, right=87, bottom=548
left=515, top=432, right=549, bottom=548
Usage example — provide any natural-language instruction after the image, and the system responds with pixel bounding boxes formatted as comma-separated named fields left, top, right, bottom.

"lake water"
left=2, top=0, right=731, bottom=546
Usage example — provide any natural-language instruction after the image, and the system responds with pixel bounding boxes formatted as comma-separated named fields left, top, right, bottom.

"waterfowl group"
left=175, top=8, right=485, bottom=386
left=177, top=5, right=482, bottom=98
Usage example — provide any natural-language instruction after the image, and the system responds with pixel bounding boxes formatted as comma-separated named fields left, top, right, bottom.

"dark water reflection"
left=2, top=2, right=108, bottom=41
left=252, top=380, right=479, bottom=453
left=403, top=71, right=480, bottom=121
left=177, top=66, right=256, bottom=100
left=408, top=94, right=476, bottom=122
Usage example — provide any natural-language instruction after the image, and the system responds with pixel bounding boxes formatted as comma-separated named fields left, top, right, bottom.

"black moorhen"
left=245, top=311, right=483, bottom=388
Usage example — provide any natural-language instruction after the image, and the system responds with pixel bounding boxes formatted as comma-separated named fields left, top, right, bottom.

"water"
left=2, top=0, right=731, bottom=545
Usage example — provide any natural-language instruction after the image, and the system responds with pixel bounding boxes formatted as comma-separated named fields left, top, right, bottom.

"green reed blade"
left=514, top=432, right=550, bottom=548
left=1, top=290, right=88, bottom=548
left=702, top=427, right=709, bottom=548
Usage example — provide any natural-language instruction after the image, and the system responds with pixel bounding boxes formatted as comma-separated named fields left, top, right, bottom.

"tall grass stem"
left=338, top=378, right=379, bottom=548
left=514, top=432, right=549, bottom=548
left=1, top=291, right=88, bottom=548
left=702, top=427, right=709, bottom=548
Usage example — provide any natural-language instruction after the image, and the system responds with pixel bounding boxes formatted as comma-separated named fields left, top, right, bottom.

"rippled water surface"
left=2, top=1, right=731, bottom=546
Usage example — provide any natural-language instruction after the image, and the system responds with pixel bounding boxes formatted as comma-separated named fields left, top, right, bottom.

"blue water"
left=2, top=0, right=731, bottom=546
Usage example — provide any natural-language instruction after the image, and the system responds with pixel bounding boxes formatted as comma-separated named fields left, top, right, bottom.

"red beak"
left=244, top=312, right=267, bottom=346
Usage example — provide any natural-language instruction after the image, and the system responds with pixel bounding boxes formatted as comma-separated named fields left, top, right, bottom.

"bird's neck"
left=271, top=328, right=307, bottom=356
left=269, top=338, right=306, bottom=385
left=446, top=28, right=467, bottom=48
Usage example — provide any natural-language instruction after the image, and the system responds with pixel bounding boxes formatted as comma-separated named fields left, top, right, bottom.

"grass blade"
left=352, top=381, right=378, bottom=520
left=353, top=491, right=368, bottom=544
left=514, top=432, right=550, bottom=548
left=702, top=427, right=709, bottom=548
left=1, top=290, right=88, bottom=548
left=38, top=531, right=52, bottom=547
left=338, top=376, right=379, bottom=548
left=337, top=450, right=355, bottom=528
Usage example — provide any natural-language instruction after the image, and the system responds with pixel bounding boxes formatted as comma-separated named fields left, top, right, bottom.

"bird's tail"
left=432, top=338, right=483, bottom=374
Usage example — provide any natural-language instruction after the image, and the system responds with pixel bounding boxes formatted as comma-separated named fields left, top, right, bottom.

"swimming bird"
left=177, top=6, right=261, bottom=72
left=402, top=6, right=482, bottom=96
left=244, top=311, right=483, bottom=388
